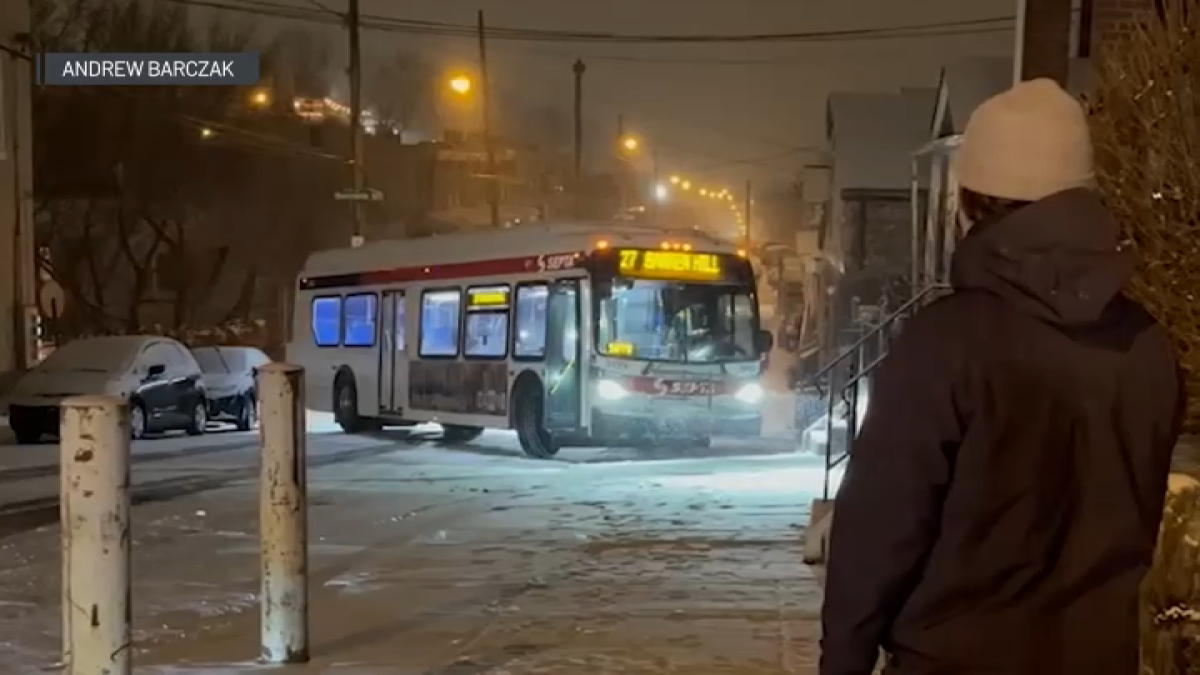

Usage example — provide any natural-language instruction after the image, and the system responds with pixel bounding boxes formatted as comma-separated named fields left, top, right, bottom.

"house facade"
left=817, top=88, right=935, bottom=363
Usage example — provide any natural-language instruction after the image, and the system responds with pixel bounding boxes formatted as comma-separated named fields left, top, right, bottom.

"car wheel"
left=130, top=403, right=148, bottom=440
left=185, top=399, right=207, bottom=436
left=236, top=394, right=258, bottom=432
left=11, top=421, right=42, bottom=445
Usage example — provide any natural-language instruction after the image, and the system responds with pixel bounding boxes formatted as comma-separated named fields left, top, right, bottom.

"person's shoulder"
left=901, top=289, right=996, bottom=339
left=1113, top=294, right=1176, bottom=355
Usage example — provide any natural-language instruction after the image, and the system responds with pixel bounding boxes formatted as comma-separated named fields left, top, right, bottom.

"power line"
left=171, top=0, right=1015, bottom=45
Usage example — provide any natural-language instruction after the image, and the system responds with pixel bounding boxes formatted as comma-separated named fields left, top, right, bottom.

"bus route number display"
left=617, top=249, right=722, bottom=280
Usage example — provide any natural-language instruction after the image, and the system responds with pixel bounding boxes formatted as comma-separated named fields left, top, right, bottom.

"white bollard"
left=258, top=363, right=309, bottom=663
left=60, top=395, right=132, bottom=675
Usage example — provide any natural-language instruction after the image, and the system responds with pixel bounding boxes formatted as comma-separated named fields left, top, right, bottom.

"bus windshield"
left=595, top=278, right=758, bottom=362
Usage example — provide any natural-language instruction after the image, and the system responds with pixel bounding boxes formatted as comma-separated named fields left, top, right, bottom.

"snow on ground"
left=0, top=414, right=832, bottom=674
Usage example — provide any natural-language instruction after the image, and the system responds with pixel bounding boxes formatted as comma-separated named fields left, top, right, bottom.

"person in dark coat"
left=819, top=78, right=1186, bottom=675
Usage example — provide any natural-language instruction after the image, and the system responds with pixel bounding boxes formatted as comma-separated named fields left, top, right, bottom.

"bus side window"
left=513, top=283, right=548, bottom=360
left=312, top=296, right=342, bottom=347
left=343, top=293, right=378, bottom=347
left=464, top=285, right=510, bottom=359
left=420, top=289, right=462, bottom=357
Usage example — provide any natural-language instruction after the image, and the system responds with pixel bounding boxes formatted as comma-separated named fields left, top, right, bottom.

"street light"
left=449, top=75, right=472, bottom=95
left=681, top=180, right=692, bottom=191
left=250, top=88, right=271, bottom=107
left=669, top=175, right=681, bottom=185
left=699, top=188, right=708, bottom=197
left=621, top=135, right=640, bottom=152
left=199, top=127, right=215, bottom=139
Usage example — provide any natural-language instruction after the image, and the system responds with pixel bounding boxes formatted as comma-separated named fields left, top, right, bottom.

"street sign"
left=334, top=188, right=383, bottom=201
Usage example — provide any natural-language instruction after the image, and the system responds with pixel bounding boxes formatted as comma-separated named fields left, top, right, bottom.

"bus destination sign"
left=617, top=249, right=722, bottom=280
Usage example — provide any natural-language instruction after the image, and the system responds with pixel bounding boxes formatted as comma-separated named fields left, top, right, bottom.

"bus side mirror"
left=756, top=329, right=773, bottom=355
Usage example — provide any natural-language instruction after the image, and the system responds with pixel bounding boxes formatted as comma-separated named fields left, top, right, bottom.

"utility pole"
left=347, top=0, right=365, bottom=246
left=478, top=10, right=499, bottom=228
left=650, top=145, right=660, bottom=224
left=743, top=178, right=753, bottom=246
left=572, top=59, right=586, bottom=219
left=616, top=114, right=626, bottom=212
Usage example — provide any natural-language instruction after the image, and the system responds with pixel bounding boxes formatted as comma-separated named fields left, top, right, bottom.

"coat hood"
left=950, top=188, right=1133, bottom=327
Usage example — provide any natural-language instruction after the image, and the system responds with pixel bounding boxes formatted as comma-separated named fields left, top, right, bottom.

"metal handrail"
left=814, top=283, right=951, bottom=500
left=808, top=283, right=950, bottom=390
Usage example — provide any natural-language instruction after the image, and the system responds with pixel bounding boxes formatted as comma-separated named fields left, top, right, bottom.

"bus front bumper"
left=590, top=407, right=762, bottom=443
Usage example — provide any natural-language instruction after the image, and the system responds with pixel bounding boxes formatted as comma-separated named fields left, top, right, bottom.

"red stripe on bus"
left=300, top=251, right=584, bottom=290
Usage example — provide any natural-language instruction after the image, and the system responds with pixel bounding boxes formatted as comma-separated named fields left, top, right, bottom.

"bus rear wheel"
left=514, top=385, right=559, bottom=459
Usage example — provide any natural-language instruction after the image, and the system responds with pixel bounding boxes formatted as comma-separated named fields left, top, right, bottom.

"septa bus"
left=286, top=222, right=773, bottom=458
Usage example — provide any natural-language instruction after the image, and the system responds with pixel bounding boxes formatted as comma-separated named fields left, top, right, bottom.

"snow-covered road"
left=0, top=416, right=829, bottom=674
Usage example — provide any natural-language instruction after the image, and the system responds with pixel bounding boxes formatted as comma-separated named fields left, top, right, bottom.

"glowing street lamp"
left=669, top=175, right=681, bottom=185
left=681, top=180, right=692, bottom=191
left=655, top=183, right=669, bottom=202
left=249, top=88, right=271, bottom=107
left=449, top=75, right=472, bottom=95
left=699, top=188, right=708, bottom=197
left=621, top=135, right=640, bottom=152
left=199, top=127, right=215, bottom=139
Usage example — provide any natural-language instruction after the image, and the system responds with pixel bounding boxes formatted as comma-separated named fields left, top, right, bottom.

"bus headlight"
left=596, top=379, right=629, bottom=401
left=735, top=382, right=764, bottom=404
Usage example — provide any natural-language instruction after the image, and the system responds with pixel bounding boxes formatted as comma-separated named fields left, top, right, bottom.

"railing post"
left=258, top=363, right=309, bottom=664
left=60, top=395, right=132, bottom=675
left=822, top=368, right=837, bottom=501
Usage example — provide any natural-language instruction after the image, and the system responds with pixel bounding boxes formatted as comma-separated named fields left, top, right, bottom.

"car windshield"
left=192, top=347, right=234, bottom=373
left=37, top=337, right=138, bottom=374
left=595, top=278, right=758, bottom=362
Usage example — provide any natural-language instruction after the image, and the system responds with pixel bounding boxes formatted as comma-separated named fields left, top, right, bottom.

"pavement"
left=4, top=399, right=1194, bottom=675
left=0, top=408, right=829, bottom=674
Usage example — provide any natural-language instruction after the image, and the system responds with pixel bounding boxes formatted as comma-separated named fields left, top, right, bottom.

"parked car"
left=7, top=335, right=208, bottom=443
left=191, top=346, right=270, bottom=431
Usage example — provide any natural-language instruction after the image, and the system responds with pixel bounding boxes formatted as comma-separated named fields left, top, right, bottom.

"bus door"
left=544, top=279, right=581, bottom=431
left=378, top=290, right=407, bottom=412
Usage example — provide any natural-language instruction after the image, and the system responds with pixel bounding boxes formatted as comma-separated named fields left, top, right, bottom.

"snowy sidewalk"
left=0, top=432, right=826, bottom=674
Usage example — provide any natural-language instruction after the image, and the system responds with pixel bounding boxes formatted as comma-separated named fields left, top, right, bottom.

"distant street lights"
left=449, top=75, right=472, bottom=95
left=249, top=88, right=271, bottom=107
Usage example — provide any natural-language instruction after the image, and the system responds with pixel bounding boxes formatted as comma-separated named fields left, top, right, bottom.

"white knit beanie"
left=955, top=78, right=1094, bottom=202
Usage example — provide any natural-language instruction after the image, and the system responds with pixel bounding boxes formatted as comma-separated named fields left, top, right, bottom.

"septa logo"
left=536, top=253, right=577, bottom=272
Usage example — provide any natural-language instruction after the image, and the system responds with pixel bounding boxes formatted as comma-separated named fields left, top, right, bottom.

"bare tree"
left=1089, top=0, right=1200, bottom=430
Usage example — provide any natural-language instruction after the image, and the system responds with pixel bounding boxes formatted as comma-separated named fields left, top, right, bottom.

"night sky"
left=197, top=0, right=1016, bottom=190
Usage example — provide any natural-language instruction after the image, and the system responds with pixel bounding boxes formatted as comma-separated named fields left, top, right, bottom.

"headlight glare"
left=735, top=382, right=764, bottom=404
left=596, top=379, right=628, bottom=400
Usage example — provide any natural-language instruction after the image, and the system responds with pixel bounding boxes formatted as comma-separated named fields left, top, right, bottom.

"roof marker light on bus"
left=682, top=243, right=693, bottom=251
left=660, top=241, right=670, bottom=250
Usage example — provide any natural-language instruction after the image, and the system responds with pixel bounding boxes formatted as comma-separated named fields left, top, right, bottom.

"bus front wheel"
left=514, top=384, right=559, bottom=459
left=333, top=372, right=381, bottom=434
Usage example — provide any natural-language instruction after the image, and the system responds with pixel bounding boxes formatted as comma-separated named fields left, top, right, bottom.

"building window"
left=464, top=285, right=510, bottom=359
left=513, top=283, right=548, bottom=359
left=343, top=293, right=377, bottom=347
left=311, top=296, right=342, bottom=347
left=419, top=289, right=462, bottom=357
